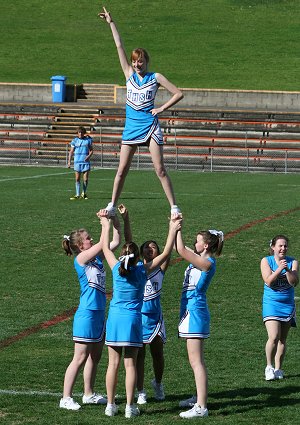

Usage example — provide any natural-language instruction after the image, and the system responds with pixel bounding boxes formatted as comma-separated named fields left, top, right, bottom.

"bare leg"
left=265, top=320, right=280, bottom=366
left=83, top=340, right=104, bottom=396
left=186, top=339, right=207, bottom=408
left=106, top=346, right=122, bottom=404
left=110, top=144, right=137, bottom=205
left=136, top=345, right=146, bottom=392
left=124, top=346, right=139, bottom=405
left=149, top=336, right=164, bottom=384
left=274, top=321, right=291, bottom=370
left=149, top=139, right=176, bottom=207
left=63, top=342, right=90, bottom=398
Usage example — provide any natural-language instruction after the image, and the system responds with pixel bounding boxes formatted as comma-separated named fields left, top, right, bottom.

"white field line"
left=0, top=389, right=119, bottom=398
left=0, top=171, right=72, bottom=182
left=0, top=389, right=65, bottom=397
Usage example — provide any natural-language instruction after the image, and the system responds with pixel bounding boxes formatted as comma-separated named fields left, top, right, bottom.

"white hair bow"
left=119, top=253, right=134, bottom=270
left=63, top=234, right=70, bottom=241
left=208, top=229, right=224, bottom=242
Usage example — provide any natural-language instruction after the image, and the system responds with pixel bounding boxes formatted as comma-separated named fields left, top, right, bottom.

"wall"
left=0, top=82, right=299, bottom=111
left=116, top=86, right=300, bottom=112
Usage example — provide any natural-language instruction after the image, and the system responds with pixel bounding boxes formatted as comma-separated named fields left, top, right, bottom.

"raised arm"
left=110, top=214, right=122, bottom=252
left=98, top=211, right=118, bottom=270
left=98, top=7, right=133, bottom=80
left=144, top=214, right=182, bottom=274
left=176, top=230, right=212, bottom=271
left=151, top=73, right=183, bottom=116
left=118, top=204, right=132, bottom=243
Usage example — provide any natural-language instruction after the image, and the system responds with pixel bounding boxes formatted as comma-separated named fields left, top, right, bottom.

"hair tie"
left=63, top=234, right=70, bottom=241
left=208, top=229, right=224, bottom=242
left=119, top=253, right=134, bottom=270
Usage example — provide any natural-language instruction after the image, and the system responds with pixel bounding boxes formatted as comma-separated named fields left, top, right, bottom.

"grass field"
left=0, top=165, right=299, bottom=424
left=1, top=0, right=300, bottom=90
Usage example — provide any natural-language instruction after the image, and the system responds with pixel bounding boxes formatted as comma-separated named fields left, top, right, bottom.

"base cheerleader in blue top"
left=261, top=234, right=298, bottom=381
left=175, top=227, right=224, bottom=419
left=98, top=208, right=181, bottom=418
left=98, top=7, right=183, bottom=216
left=136, top=240, right=171, bottom=405
left=59, top=216, right=121, bottom=411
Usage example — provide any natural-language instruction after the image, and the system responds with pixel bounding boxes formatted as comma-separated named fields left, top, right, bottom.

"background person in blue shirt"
left=68, top=126, right=93, bottom=200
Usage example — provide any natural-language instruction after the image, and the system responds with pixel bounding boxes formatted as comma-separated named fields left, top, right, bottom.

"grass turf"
left=0, top=166, right=299, bottom=424
left=0, top=0, right=299, bottom=90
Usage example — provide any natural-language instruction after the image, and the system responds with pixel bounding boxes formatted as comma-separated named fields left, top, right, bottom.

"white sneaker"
left=105, top=202, right=116, bottom=217
left=125, top=404, right=140, bottom=418
left=171, top=205, right=181, bottom=215
left=265, top=365, right=275, bottom=381
left=137, top=390, right=147, bottom=405
left=82, top=392, right=107, bottom=405
left=274, top=369, right=284, bottom=379
left=180, top=404, right=208, bottom=418
left=105, top=403, right=118, bottom=417
left=59, top=397, right=81, bottom=410
left=179, top=395, right=197, bottom=407
left=151, top=379, right=165, bottom=400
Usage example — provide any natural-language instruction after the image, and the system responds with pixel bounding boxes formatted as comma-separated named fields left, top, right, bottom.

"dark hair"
left=140, top=240, right=161, bottom=257
left=62, top=229, right=87, bottom=256
left=130, top=48, right=150, bottom=64
left=269, top=234, right=289, bottom=255
left=119, top=242, right=140, bottom=277
left=77, top=126, right=86, bottom=134
left=194, top=231, right=223, bottom=257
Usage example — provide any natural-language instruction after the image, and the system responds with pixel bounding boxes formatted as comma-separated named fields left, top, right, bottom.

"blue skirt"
left=73, top=309, right=105, bottom=343
left=105, top=310, right=143, bottom=347
left=178, top=308, right=210, bottom=339
left=142, top=312, right=166, bottom=344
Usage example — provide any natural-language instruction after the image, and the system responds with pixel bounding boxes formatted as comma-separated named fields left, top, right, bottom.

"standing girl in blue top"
left=68, top=126, right=93, bottom=200
left=261, top=234, right=298, bottom=381
left=98, top=209, right=181, bottom=418
left=175, top=228, right=224, bottom=419
left=98, top=7, right=183, bottom=216
left=59, top=216, right=121, bottom=410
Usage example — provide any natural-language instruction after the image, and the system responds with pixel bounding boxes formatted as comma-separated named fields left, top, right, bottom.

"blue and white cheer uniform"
left=122, top=72, right=163, bottom=145
left=179, top=257, right=216, bottom=339
left=73, top=255, right=106, bottom=343
left=141, top=268, right=166, bottom=344
left=105, top=261, right=147, bottom=347
left=262, top=255, right=296, bottom=326
left=70, top=135, right=93, bottom=173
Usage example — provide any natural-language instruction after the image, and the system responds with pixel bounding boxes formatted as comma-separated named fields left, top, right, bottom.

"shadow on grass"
left=208, top=383, right=300, bottom=414
left=143, top=381, right=300, bottom=416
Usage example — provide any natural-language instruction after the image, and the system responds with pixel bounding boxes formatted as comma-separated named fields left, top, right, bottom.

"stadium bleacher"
left=0, top=103, right=300, bottom=172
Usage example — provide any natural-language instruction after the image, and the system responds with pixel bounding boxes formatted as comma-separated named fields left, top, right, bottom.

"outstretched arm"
left=98, top=7, right=133, bottom=80
left=110, top=214, right=122, bottom=252
left=98, top=211, right=118, bottom=270
left=151, top=73, right=183, bottom=116
left=118, top=204, right=132, bottom=243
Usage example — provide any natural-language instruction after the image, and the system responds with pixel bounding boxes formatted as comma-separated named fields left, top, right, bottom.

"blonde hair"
left=195, top=231, right=224, bottom=257
left=62, top=229, right=87, bottom=256
left=130, top=48, right=150, bottom=64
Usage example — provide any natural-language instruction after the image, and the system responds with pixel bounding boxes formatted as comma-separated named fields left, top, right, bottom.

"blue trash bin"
left=51, top=75, right=67, bottom=102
